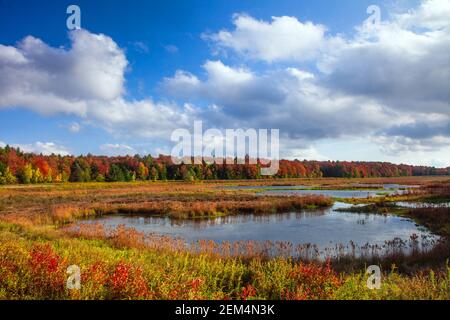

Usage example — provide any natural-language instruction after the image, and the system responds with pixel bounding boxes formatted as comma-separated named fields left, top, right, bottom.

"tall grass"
left=0, top=178, right=449, bottom=300
left=0, top=222, right=448, bottom=300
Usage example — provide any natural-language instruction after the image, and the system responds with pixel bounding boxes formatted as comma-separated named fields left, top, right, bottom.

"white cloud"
left=12, top=142, right=70, bottom=155
left=0, top=30, right=195, bottom=141
left=0, top=141, right=6, bottom=148
left=373, top=135, right=450, bottom=155
left=164, top=62, right=401, bottom=140
left=69, top=122, right=81, bottom=133
left=165, top=60, right=255, bottom=97
left=99, top=143, right=137, bottom=156
left=87, top=98, right=194, bottom=139
left=319, top=2, right=450, bottom=116
left=164, top=60, right=285, bottom=119
left=203, top=14, right=340, bottom=62
left=395, top=0, right=450, bottom=30
left=170, top=0, right=450, bottom=159
left=0, top=29, right=127, bottom=115
left=281, top=145, right=329, bottom=161
left=163, top=70, right=201, bottom=97
left=201, top=1, right=450, bottom=120
left=370, top=134, right=450, bottom=167
left=164, top=44, right=179, bottom=53
left=1, top=0, right=449, bottom=163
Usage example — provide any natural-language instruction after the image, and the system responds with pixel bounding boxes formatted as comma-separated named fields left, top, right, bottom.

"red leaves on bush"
left=109, top=261, right=150, bottom=299
left=241, top=284, right=257, bottom=300
left=190, top=278, right=202, bottom=292
left=283, top=260, right=342, bottom=300
left=28, top=243, right=66, bottom=298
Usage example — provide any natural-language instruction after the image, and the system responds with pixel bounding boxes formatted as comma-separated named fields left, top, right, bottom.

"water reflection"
left=222, top=183, right=416, bottom=198
left=395, top=201, right=450, bottom=208
left=80, top=201, right=439, bottom=259
left=124, top=209, right=328, bottom=230
left=77, top=182, right=442, bottom=258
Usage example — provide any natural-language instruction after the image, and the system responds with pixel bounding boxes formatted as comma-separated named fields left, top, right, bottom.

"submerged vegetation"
left=0, top=177, right=449, bottom=300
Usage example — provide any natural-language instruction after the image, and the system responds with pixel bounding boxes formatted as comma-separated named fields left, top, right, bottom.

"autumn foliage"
left=1, top=145, right=449, bottom=185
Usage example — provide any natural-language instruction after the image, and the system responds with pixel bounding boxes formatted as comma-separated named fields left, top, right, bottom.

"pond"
left=79, top=201, right=439, bottom=259
left=222, top=183, right=414, bottom=198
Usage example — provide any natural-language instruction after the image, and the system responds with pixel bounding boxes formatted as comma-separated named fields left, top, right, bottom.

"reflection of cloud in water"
left=84, top=203, right=437, bottom=246
left=224, top=184, right=417, bottom=198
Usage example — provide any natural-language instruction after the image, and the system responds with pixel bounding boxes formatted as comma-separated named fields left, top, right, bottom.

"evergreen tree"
left=107, top=164, right=125, bottom=182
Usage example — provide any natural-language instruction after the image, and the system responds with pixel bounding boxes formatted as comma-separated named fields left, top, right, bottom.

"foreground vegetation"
left=0, top=221, right=448, bottom=300
left=0, top=177, right=449, bottom=300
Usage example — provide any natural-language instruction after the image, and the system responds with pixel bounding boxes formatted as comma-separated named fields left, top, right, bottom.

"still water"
left=78, top=184, right=440, bottom=257
left=223, top=184, right=413, bottom=198
left=80, top=202, right=438, bottom=257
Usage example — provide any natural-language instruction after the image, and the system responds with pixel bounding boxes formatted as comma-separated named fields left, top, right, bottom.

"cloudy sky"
left=0, top=0, right=449, bottom=167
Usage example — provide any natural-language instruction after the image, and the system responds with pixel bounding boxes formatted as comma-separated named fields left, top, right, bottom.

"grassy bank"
left=0, top=177, right=449, bottom=300
left=0, top=221, right=448, bottom=300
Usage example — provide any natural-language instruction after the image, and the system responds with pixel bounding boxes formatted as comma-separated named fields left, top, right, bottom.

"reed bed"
left=0, top=177, right=449, bottom=300
left=92, top=194, right=333, bottom=219
left=66, top=223, right=445, bottom=266
left=1, top=220, right=449, bottom=300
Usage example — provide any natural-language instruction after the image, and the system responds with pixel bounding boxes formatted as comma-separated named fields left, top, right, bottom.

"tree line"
left=0, top=145, right=448, bottom=184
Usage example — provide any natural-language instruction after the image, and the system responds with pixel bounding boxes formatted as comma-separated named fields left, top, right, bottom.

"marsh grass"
left=0, top=221, right=449, bottom=300
left=0, top=178, right=449, bottom=300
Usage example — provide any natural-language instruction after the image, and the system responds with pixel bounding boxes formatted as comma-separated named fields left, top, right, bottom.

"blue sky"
left=0, top=0, right=449, bottom=166
left=0, top=0, right=385, bottom=96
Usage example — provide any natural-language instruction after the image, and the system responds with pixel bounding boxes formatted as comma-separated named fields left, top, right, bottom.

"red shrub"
left=283, top=260, right=342, bottom=300
left=241, top=284, right=257, bottom=300
left=28, top=243, right=66, bottom=298
left=109, top=261, right=150, bottom=299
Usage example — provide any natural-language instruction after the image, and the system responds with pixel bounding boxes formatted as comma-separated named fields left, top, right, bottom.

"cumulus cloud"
left=0, top=0, right=449, bottom=162
left=372, top=116, right=450, bottom=155
left=395, top=0, right=450, bottom=29
left=381, top=118, right=450, bottom=140
left=316, top=0, right=450, bottom=153
left=280, top=142, right=329, bottom=161
left=0, top=30, right=127, bottom=115
left=174, top=0, right=450, bottom=157
left=164, top=62, right=402, bottom=141
left=203, top=14, right=341, bottom=62
left=0, top=140, right=70, bottom=155
left=320, top=2, right=450, bottom=115
left=87, top=98, right=194, bottom=139
left=373, top=135, right=450, bottom=155
left=99, top=143, right=137, bottom=156
left=12, top=142, right=70, bottom=155
left=0, top=29, right=195, bottom=141
left=164, top=60, right=285, bottom=118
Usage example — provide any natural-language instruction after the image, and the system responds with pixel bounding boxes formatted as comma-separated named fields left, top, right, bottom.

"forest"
left=0, top=145, right=449, bottom=184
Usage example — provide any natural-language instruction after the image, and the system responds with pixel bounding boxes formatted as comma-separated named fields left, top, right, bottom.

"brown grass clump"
left=407, top=207, right=450, bottom=236
left=50, top=205, right=97, bottom=225
left=95, top=194, right=333, bottom=219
